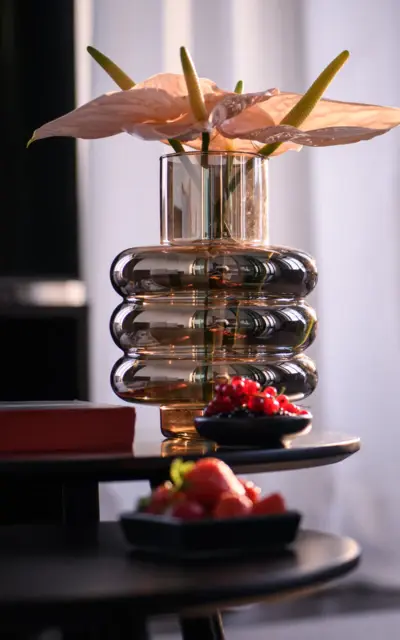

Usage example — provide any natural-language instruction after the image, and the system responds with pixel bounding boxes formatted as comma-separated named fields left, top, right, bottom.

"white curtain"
left=75, top=0, right=400, bottom=585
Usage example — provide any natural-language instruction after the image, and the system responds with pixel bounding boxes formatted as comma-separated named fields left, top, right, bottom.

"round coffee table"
left=0, top=431, right=361, bottom=638
left=0, top=523, right=360, bottom=638
left=0, top=432, right=360, bottom=525
left=0, top=432, right=360, bottom=481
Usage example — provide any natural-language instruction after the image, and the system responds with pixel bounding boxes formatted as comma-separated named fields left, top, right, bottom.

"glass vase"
left=110, top=152, right=318, bottom=439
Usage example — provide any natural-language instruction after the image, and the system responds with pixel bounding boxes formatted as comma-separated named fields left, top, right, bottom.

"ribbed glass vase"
left=110, top=152, right=318, bottom=438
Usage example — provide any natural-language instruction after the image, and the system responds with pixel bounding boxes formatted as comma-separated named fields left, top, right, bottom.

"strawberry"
left=183, top=458, right=246, bottom=509
left=252, top=493, right=286, bottom=516
left=240, top=479, right=261, bottom=504
left=171, top=499, right=205, bottom=521
left=145, top=481, right=174, bottom=515
left=213, top=492, right=253, bottom=518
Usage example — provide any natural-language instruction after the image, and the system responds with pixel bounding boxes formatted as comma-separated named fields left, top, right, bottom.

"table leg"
left=62, top=614, right=149, bottom=639
left=62, top=481, right=99, bottom=525
left=180, top=613, right=225, bottom=640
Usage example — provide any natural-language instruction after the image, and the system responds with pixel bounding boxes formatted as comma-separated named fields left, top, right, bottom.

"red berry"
left=231, top=379, right=247, bottom=396
left=217, top=383, right=234, bottom=398
left=216, top=382, right=239, bottom=396
left=216, top=396, right=234, bottom=412
left=243, top=379, right=261, bottom=395
left=252, top=493, right=286, bottom=516
left=184, top=458, right=246, bottom=509
left=146, top=482, right=173, bottom=514
left=276, top=394, right=289, bottom=407
left=231, top=376, right=245, bottom=384
left=264, top=386, right=277, bottom=397
left=171, top=499, right=205, bottom=521
left=298, top=409, right=310, bottom=416
left=213, top=492, right=253, bottom=519
left=221, top=383, right=232, bottom=395
left=263, top=397, right=280, bottom=415
left=240, top=479, right=262, bottom=504
left=204, top=399, right=221, bottom=416
left=247, top=396, right=265, bottom=413
left=285, top=403, right=300, bottom=415
left=215, top=382, right=246, bottom=407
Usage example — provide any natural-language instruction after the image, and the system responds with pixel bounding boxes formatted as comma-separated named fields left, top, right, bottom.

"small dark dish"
left=194, top=414, right=312, bottom=447
left=120, top=510, right=302, bottom=560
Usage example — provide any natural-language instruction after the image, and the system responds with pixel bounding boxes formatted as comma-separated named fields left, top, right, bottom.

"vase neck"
left=160, top=152, right=269, bottom=245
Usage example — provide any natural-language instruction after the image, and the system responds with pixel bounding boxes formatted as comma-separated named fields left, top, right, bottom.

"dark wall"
left=0, top=0, right=88, bottom=405
left=1, top=0, right=78, bottom=278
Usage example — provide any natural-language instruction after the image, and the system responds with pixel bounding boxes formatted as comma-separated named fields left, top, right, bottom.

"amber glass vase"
left=110, top=152, right=318, bottom=438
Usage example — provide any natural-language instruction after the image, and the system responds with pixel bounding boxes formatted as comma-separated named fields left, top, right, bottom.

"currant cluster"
left=204, top=377, right=309, bottom=418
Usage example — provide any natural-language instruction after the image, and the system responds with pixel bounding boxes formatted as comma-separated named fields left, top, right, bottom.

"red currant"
left=264, top=386, right=277, bottom=397
left=247, top=396, right=265, bottom=414
left=231, top=379, right=247, bottom=395
left=276, top=394, right=289, bottom=408
left=243, top=379, right=261, bottom=395
left=216, top=384, right=244, bottom=407
left=298, top=409, right=310, bottom=416
left=285, top=403, right=300, bottom=415
left=204, top=401, right=218, bottom=416
left=263, top=397, right=280, bottom=415
left=231, top=376, right=245, bottom=384
left=220, top=383, right=233, bottom=396
left=216, top=396, right=234, bottom=412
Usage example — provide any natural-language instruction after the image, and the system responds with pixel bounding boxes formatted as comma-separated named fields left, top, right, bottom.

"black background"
left=1, top=0, right=78, bottom=277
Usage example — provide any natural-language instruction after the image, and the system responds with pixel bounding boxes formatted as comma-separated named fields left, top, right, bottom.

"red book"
left=0, top=402, right=136, bottom=454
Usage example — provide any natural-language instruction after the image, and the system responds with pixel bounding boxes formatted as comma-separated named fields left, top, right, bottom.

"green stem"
left=168, top=139, right=185, bottom=153
left=201, top=132, right=210, bottom=153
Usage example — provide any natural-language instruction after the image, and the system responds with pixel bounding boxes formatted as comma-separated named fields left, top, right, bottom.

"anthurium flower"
left=29, top=49, right=400, bottom=156
left=185, top=92, right=400, bottom=154
left=28, top=73, right=276, bottom=146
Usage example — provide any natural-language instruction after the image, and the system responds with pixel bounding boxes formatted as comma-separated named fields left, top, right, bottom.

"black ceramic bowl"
left=194, top=413, right=312, bottom=447
left=120, top=510, right=302, bottom=560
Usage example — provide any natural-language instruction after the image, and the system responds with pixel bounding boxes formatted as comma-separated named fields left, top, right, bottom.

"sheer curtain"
left=76, top=0, right=400, bottom=584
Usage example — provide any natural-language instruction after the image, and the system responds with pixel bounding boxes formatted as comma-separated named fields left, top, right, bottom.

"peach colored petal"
left=182, top=132, right=301, bottom=155
left=209, top=89, right=279, bottom=126
left=259, top=92, right=400, bottom=131
left=135, top=73, right=223, bottom=100
left=128, top=121, right=204, bottom=142
left=184, top=133, right=260, bottom=152
left=32, top=88, right=185, bottom=141
left=125, top=90, right=277, bottom=142
left=226, top=122, right=398, bottom=147
left=32, top=75, right=228, bottom=142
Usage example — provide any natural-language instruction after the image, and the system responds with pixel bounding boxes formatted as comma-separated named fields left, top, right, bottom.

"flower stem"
left=201, top=132, right=210, bottom=153
left=168, top=139, right=185, bottom=153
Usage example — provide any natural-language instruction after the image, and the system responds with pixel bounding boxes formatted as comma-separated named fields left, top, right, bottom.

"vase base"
left=160, top=406, right=203, bottom=439
left=160, top=438, right=218, bottom=457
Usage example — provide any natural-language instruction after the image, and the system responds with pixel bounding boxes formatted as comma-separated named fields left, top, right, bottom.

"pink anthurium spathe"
left=29, top=48, right=400, bottom=156
left=28, top=73, right=276, bottom=145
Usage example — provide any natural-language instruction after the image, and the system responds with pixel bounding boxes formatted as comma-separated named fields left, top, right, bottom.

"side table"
left=0, top=431, right=361, bottom=638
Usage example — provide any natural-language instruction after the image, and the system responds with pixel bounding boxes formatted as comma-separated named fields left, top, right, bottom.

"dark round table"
left=0, top=523, right=360, bottom=638
left=0, top=431, right=360, bottom=480
left=0, top=432, right=361, bottom=639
